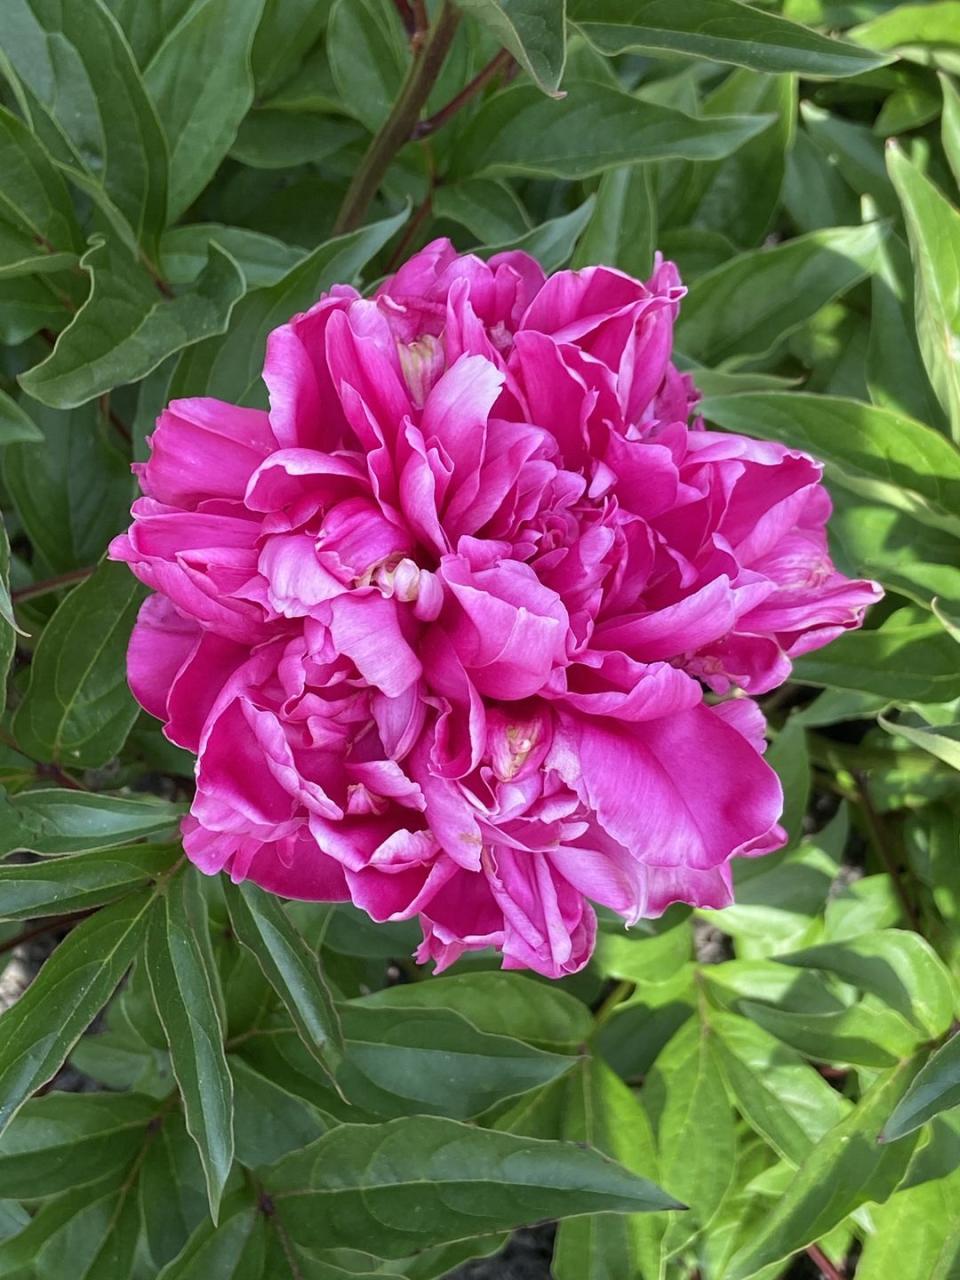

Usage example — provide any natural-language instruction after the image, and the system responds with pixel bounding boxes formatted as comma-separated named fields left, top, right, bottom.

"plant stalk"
left=332, top=1, right=461, bottom=235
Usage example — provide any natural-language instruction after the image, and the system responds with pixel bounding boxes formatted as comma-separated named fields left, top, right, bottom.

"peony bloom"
left=111, top=241, right=880, bottom=978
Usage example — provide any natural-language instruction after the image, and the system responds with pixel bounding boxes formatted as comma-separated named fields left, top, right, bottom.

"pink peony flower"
left=111, top=241, right=880, bottom=978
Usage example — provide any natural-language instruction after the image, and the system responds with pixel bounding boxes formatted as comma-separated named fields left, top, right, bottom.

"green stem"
left=332, top=1, right=461, bottom=235
left=855, top=770, right=924, bottom=936
left=593, top=979, right=634, bottom=1029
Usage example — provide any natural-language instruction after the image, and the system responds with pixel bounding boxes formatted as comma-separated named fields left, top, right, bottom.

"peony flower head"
left=110, top=240, right=881, bottom=979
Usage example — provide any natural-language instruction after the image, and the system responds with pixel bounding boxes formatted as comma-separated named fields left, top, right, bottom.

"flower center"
left=397, top=334, right=444, bottom=408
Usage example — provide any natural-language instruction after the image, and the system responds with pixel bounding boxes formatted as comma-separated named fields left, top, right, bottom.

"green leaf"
left=0, top=887, right=157, bottom=1135
left=12, top=561, right=146, bottom=768
left=263, top=1115, right=683, bottom=1257
left=552, top=1059, right=665, bottom=1280
left=153, top=1193, right=263, bottom=1280
left=569, top=0, right=889, bottom=76
left=0, top=0, right=168, bottom=250
left=778, top=930, right=956, bottom=1038
left=767, top=714, right=810, bottom=848
left=849, top=3, right=960, bottom=71
left=3, top=399, right=132, bottom=574
left=223, top=880, right=342, bottom=1078
left=726, top=1058, right=925, bottom=1280
left=230, top=109, right=364, bottom=171
left=0, top=104, right=82, bottom=263
left=941, top=71, right=960, bottom=190
left=101, top=0, right=196, bottom=66
left=674, top=69, right=796, bottom=250
left=19, top=237, right=246, bottom=409
left=792, top=607, right=960, bottom=701
left=357, top=971, right=592, bottom=1052
left=337, top=1003, right=578, bottom=1119
left=0, top=1174, right=138, bottom=1277
left=0, top=1092, right=156, bottom=1199
left=571, top=165, right=656, bottom=277
left=740, top=996, right=922, bottom=1066
left=0, top=389, right=42, bottom=446
left=644, top=1016, right=736, bottom=1244
left=453, top=0, right=566, bottom=94
left=0, top=789, right=181, bottom=855
left=159, top=224, right=306, bottom=290
left=432, top=179, right=531, bottom=244
left=868, top=230, right=948, bottom=430
left=138, top=1110, right=209, bottom=1271
left=146, top=869, right=234, bottom=1222
left=698, top=392, right=960, bottom=539
left=676, top=222, right=887, bottom=365
left=326, top=0, right=408, bottom=132
left=857, top=1163, right=960, bottom=1280
left=882, top=1032, right=960, bottom=1141
left=710, top=1012, right=851, bottom=1166
left=170, top=210, right=408, bottom=403
left=887, top=144, right=960, bottom=441
left=144, top=0, right=268, bottom=220
left=0, top=843, right=180, bottom=920
left=477, top=197, right=596, bottom=271
left=453, top=82, right=774, bottom=180
left=229, top=1057, right=328, bottom=1167
left=0, top=521, right=16, bottom=719
left=251, top=0, right=334, bottom=98
left=881, top=713, right=960, bottom=771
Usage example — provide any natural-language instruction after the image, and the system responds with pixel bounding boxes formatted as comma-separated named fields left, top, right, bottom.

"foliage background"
left=0, top=1, right=959, bottom=1277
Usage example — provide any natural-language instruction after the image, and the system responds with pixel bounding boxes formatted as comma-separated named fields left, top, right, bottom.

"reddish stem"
left=11, top=566, right=95, bottom=604
left=412, top=47, right=513, bottom=138
left=806, top=1243, right=845, bottom=1280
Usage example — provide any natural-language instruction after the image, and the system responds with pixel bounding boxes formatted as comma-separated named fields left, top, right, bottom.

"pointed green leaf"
left=644, top=1016, right=736, bottom=1246
left=699, top=392, right=960, bottom=539
left=726, top=1059, right=925, bottom=1280
left=0, top=1092, right=156, bottom=1199
left=453, top=0, right=566, bottom=94
left=144, top=0, right=267, bottom=220
left=264, top=1115, right=683, bottom=1257
left=0, top=789, right=181, bottom=856
left=850, top=4, right=960, bottom=71
left=777, top=930, right=956, bottom=1038
left=326, top=0, right=407, bottom=132
left=146, top=869, right=234, bottom=1222
left=0, top=0, right=168, bottom=249
left=887, top=144, right=960, bottom=441
left=357, top=971, right=592, bottom=1052
left=880, top=714, right=960, bottom=771
left=0, top=843, right=180, bottom=920
left=569, top=0, right=889, bottom=76
left=224, top=880, right=342, bottom=1076
left=0, top=888, right=157, bottom=1135
left=710, top=1012, right=851, bottom=1166
left=337, top=1003, right=578, bottom=1119
left=882, top=1032, right=960, bottom=1141
left=552, top=1059, right=665, bottom=1280
left=791, top=607, right=960, bottom=701
left=19, top=237, right=246, bottom=409
left=571, top=165, right=656, bottom=277
left=0, top=104, right=82, bottom=262
left=453, top=82, right=774, bottom=180
left=676, top=222, right=887, bottom=365
left=170, top=211, right=408, bottom=403
left=12, top=561, right=146, bottom=767
left=941, top=72, right=960, bottom=190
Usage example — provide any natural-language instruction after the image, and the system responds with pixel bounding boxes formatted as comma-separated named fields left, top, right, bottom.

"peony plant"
left=111, top=244, right=879, bottom=978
